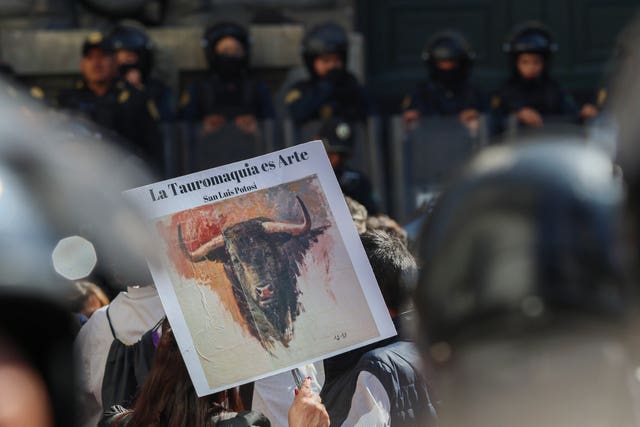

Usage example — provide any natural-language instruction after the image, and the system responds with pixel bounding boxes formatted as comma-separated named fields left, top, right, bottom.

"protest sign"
left=124, top=140, right=396, bottom=396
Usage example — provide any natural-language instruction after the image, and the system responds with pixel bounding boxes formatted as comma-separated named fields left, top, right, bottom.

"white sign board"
left=124, top=141, right=396, bottom=396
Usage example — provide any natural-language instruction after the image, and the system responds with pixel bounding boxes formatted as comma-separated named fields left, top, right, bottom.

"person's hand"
left=516, top=107, right=543, bottom=127
left=288, top=378, right=330, bottom=427
left=124, top=68, right=143, bottom=89
left=580, top=103, right=599, bottom=120
left=403, top=109, right=420, bottom=130
left=235, top=114, right=258, bottom=134
left=459, top=108, right=479, bottom=125
left=202, top=114, right=225, bottom=134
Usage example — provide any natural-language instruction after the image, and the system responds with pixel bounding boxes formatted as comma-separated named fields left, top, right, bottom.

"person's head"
left=132, top=319, right=240, bottom=426
left=505, top=22, right=556, bottom=80
left=202, top=22, right=250, bottom=79
left=70, top=280, right=109, bottom=318
left=109, top=23, right=154, bottom=81
left=317, top=119, right=354, bottom=170
left=302, top=22, right=348, bottom=78
left=80, top=32, right=117, bottom=86
left=413, top=141, right=632, bottom=426
left=422, top=30, right=475, bottom=85
left=344, top=196, right=368, bottom=234
left=361, top=230, right=417, bottom=316
left=516, top=52, right=545, bottom=80
left=366, top=214, right=409, bottom=247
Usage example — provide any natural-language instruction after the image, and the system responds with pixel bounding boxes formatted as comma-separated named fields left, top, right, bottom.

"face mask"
left=212, top=55, right=247, bottom=79
left=431, top=66, right=467, bottom=87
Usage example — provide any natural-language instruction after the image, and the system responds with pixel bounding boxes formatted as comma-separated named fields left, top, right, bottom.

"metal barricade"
left=176, top=119, right=277, bottom=174
left=390, top=115, right=489, bottom=221
left=504, top=114, right=587, bottom=141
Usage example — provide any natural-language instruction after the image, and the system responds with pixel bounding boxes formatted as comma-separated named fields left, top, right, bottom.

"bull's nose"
left=256, top=284, right=275, bottom=306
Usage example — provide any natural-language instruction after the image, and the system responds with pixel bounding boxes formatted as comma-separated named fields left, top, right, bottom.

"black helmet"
left=81, top=30, right=115, bottom=56
left=202, top=21, right=250, bottom=71
left=302, top=22, right=348, bottom=77
left=504, top=21, right=557, bottom=56
left=109, top=23, right=154, bottom=79
left=414, top=141, right=625, bottom=345
left=422, top=30, right=475, bottom=84
left=317, top=118, right=355, bottom=154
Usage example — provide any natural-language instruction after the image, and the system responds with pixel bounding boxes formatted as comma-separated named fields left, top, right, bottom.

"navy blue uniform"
left=285, top=70, right=374, bottom=124
left=337, top=166, right=378, bottom=215
left=58, top=79, right=163, bottom=172
left=403, top=80, right=488, bottom=116
left=492, top=77, right=578, bottom=131
left=180, top=74, right=275, bottom=121
left=143, top=78, right=175, bottom=122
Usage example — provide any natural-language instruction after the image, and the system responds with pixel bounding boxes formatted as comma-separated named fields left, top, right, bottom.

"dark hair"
left=361, top=229, right=417, bottom=313
left=130, top=320, right=241, bottom=427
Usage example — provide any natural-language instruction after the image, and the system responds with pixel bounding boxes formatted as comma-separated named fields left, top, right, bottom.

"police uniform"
left=336, top=166, right=378, bottom=215
left=109, top=23, right=175, bottom=122
left=493, top=22, right=578, bottom=131
left=180, top=74, right=275, bottom=121
left=285, top=70, right=373, bottom=124
left=403, top=80, right=487, bottom=116
left=180, top=21, right=275, bottom=123
left=286, top=22, right=374, bottom=125
left=58, top=79, right=163, bottom=171
left=403, top=30, right=487, bottom=117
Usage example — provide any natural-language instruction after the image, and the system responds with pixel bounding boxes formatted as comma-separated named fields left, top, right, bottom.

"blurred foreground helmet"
left=109, top=23, right=154, bottom=79
left=202, top=21, right=250, bottom=73
left=302, top=22, right=348, bottom=77
left=0, top=77, right=158, bottom=426
left=413, top=141, right=637, bottom=426
left=422, top=31, right=475, bottom=83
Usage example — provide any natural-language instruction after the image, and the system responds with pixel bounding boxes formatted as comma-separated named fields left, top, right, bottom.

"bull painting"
left=178, top=196, right=327, bottom=351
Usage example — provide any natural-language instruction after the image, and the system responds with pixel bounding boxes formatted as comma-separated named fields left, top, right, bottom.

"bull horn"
left=178, top=223, right=225, bottom=262
left=262, top=196, right=311, bottom=236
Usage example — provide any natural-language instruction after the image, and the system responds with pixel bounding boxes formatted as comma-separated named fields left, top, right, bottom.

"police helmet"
left=109, top=23, right=154, bottom=78
left=414, top=141, right=625, bottom=345
left=302, top=22, right=348, bottom=77
left=82, top=30, right=115, bottom=56
left=317, top=118, right=355, bottom=154
left=422, top=31, right=475, bottom=67
left=202, top=21, right=250, bottom=70
left=504, top=21, right=557, bottom=56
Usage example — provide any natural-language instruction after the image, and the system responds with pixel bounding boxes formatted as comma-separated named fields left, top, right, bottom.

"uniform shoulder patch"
left=87, top=32, right=103, bottom=44
left=319, top=104, right=333, bottom=119
left=30, top=86, right=44, bottom=99
left=118, top=90, right=130, bottom=104
left=401, top=96, right=411, bottom=111
left=491, top=95, right=501, bottom=109
left=75, top=80, right=84, bottom=89
left=147, top=99, right=160, bottom=120
left=597, top=89, right=607, bottom=108
left=285, top=89, right=302, bottom=105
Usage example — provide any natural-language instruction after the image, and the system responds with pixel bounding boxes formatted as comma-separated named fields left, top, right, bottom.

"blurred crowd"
left=1, top=12, right=640, bottom=427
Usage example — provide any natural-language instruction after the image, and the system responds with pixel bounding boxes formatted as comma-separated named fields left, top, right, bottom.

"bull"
left=178, top=196, right=327, bottom=351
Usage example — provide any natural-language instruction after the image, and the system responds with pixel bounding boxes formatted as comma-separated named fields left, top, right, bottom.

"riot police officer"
left=402, top=31, right=487, bottom=129
left=179, top=22, right=275, bottom=135
left=57, top=31, right=163, bottom=173
left=285, top=22, right=374, bottom=125
left=493, top=22, right=577, bottom=130
left=317, top=118, right=378, bottom=214
left=109, top=22, right=175, bottom=121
